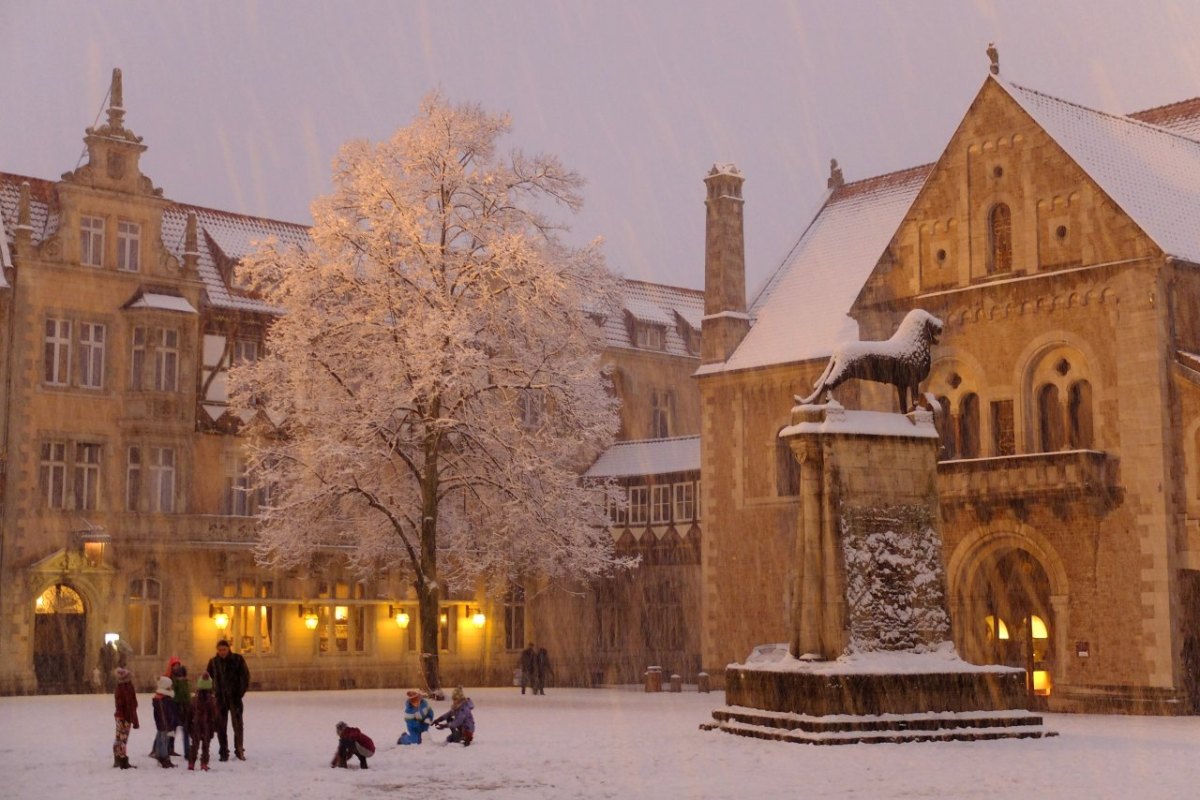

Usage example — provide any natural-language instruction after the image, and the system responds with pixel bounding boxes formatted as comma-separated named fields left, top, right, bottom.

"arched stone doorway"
left=33, top=583, right=87, bottom=693
left=949, top=531, right=1067, bottom=701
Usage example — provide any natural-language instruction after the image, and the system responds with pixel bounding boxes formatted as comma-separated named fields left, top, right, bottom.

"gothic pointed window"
left=958, top=393, right=981, bottom=458
left=988, top=203, right=1012, bottom=274
left=1038, top=384, right=1065, bottom=452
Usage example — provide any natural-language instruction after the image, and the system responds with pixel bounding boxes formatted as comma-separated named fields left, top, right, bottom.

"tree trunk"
left=417, top=423, right=442, bottom=694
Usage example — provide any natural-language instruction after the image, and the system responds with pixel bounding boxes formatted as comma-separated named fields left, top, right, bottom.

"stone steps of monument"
left=705, top=707, right=1056, bottom=745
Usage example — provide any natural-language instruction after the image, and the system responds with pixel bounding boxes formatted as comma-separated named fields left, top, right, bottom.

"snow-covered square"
left=4, top=686, right=1200, bottom=799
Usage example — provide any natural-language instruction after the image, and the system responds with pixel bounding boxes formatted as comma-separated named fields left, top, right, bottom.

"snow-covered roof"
left=601, top=279, right=703, bottom=358
left=699, top=164, right=930, bottom=375
left=1129, top=96, right=1200, bottom=141
left=999, top=76, right=1200, bottom=264
left=123, top=292, right=197, bottom=314
left=583, top=435, right=700, bottom=478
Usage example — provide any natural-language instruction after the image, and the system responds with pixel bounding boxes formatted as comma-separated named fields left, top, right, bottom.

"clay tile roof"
left=1128, top=97, right=1200, bottom=141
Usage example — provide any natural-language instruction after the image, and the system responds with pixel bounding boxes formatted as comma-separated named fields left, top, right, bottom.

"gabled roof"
left=1129, top=97, right=1200, bottom=141
left=601, top=279, right=703, bottom=358
left=699, top=164, right=930, bottom=375
left=998, top=76, right=1200, bottom=264
left=583, top=435, right=700, bottom=478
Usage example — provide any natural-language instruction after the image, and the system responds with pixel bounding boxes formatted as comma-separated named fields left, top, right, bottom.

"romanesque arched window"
left=1068, top=380, right=1094, bottom=449
left=988, top=203, right=1012, bottom=274
left=958, top=393, right=981, bottom=458
left=935, top=395, right=954, bottom=459
left=1038, top=384, right=1065, bottom=452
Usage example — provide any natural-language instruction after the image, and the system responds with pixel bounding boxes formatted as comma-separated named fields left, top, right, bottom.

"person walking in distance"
left=534, top=645, right=552, bottom=695
left=518, top=643, right=536, bottom=695
left=206, top=638, right=250, bottom=762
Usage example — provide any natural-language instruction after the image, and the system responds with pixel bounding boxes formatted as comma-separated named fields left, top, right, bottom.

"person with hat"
left=187, top=672, right=220, bottom=771
left=398, top=689, right=434, bottom=745
left=206, top=638, right=250, bottom=762
left=331, top=721, right=375, bottom=769
left=111, top=665, right=139, bottom=769
left=152, top=675, right=179, bottom=768
left=432, top=686, right=475, bottom=746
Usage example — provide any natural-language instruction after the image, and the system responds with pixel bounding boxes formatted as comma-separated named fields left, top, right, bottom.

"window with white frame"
left=39, top=441, right=67, bottom=509
left=80, top=215, right=104, bottom=267
left=78, top=322, right=105, bottom=389
left=148, top=446, right=175, bottom=513
left=650, top=389, right=672, bottom=438
left=635, top=323, right=664, bottom=350
left=606, top=486, right=627, bottom=525
left=130, top=326, right=146, bottom=389
left=154, top=329, right=179, bottom=391
left=233, top=338, right=258, bottom=366
left=695, top=480, right=702, bottom=520
left=126, top=446, right=142, bottom=511
left=44, top=319, right=71, bottom=386
left=628, top=486, right=649, bottom=525
left=504, top=585, right=525, bottom=651
left=73, top=443, right=101, bottom=511
left=225, top=458, right=252, bottom=516
left=116, top=221, right=140, bottom=272
left=673, top=481, right=694, bottom=522
left=651, top=484, right=671, bottom=524
left=126, top=578, right=160, bottom=656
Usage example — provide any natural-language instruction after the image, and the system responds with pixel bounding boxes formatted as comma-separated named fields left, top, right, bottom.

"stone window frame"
left=79, top=215, right=105, bottom=268
left=39, top=440, right=68, bottom=509
left=77, top=321, right=106, bottom=390
left=126, top=577, right=161, bottom=657
left=116, top=220, right=141, bottom=272
left=73, top=442, right=102, bottom=511
left=1024, top=346, right=1097, bottom=454
left=44, top=318, right=72, bottom=386
left=223, top=576, right=276, bottom=655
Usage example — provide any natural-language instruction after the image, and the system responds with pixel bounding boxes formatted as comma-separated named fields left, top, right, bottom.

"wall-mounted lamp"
left=299, top=605, right=319, bottom=630
left=210, top=603, right=229, bottom=631
left=468, top=606, right=486, bottom=628
left=389, top=605, right=410, bottom=628
left=439, top=611, right=449, bottom=625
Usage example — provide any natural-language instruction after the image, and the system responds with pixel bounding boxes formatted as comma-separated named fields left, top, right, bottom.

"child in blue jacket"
left=398, top=689, right=434, bottom=744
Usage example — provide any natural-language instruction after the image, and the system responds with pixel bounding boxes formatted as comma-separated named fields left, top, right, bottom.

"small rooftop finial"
left=987, top=43, right=999, bottom=76
left=107, top=68, right=126, bottom=131
left=827, top=158, right=844, bottom=190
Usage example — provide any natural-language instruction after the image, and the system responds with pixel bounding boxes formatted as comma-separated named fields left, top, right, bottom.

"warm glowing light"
left=985, top=615, right=1009, bottom=640
left=471, top=612, right=486, bottom=628
left=104, top=632, right=120, bottom=645
left=1032, top=669, right=1052, bottom=695
left=35, top=596, right=44, bottom=610
left=395, top=611, right=410, bottom=628
left=439, top=612, right=448, bottom=625
left=335, top=606, right=348, bottom=622
left=1030, top=615, right=1049, bottom=639
left=213, top=611, right=230, bottom=630
left=304, top=613, right=319, bottom=630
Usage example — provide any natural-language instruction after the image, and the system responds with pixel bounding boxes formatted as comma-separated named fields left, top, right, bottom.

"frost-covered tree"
left=230, top=93, right=626, bottom=691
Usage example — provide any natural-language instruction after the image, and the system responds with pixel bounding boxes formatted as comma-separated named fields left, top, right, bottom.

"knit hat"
left=335, top=721, right=347, bottom=734
left=114, top=667, right=132, bottom=684
left=451, top=686, right=465, bottom=702
left=195, top=672, right=213, bottom=691
left=156, top=675, right=174, bottom=697
left=406, top=690, right=421, bottom=701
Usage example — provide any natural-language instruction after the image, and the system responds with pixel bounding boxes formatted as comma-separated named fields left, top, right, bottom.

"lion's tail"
left=796, top=353, right=838, bottom=405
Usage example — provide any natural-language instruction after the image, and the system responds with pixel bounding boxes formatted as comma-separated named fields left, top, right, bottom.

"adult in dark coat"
left=534, top=646, right=552, bottom=695
left=206, top=638, right=250, bottom=762
left=518, top=644, right=536, bottom=695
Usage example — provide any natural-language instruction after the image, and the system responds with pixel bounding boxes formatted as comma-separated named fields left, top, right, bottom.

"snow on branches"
left=230, top=93, right=628, bottom=639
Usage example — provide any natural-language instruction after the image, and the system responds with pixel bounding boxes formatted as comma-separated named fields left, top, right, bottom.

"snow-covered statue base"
left=705, top=399, right=1054, bottom=744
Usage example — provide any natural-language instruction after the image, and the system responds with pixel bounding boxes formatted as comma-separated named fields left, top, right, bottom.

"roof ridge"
left=610, top=434, right=700, bottom=446
left=621, top=277, right=703, bottom=296
left=1128, top=95, right=1200, bottom=120
left=1002, top=77, right=1200, bottom=149
left=832, top=162, right=935, bottom=195
left=170, top=200, right=310, bottom=231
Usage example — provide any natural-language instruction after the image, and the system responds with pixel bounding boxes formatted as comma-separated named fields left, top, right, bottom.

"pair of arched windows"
left=1037, top=380, right=1093, bottom=451
left=935, top=379, right=1094, bottom=461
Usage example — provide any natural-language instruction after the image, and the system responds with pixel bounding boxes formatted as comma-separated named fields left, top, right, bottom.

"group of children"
left=331, top=685, right=476, bottom=769
left=111, top=657, right=220, bottom=771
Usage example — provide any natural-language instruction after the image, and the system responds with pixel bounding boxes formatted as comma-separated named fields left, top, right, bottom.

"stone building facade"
left=0, top=72, right=705, bottom=694
left=697, top=64, right=1200, bottom=712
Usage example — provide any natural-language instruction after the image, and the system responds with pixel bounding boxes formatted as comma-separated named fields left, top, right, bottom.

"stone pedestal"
left=706, top=402, right=1055, bottom=744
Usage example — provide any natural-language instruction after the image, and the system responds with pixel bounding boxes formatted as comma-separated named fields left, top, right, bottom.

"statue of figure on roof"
left=987, top=42, right=999, bottom=75
left=798, top=309, right=943, bottom=412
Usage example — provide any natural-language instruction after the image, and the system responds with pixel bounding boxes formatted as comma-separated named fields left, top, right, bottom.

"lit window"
left=80, top=216, right=104, bottom=267
left=225, top=578, right=274, bottom=654
left=317, top=581, right=367, bottom=655
left=78, top=322, right=105, bottom=389
left=116, top=221, right=140, bottom=272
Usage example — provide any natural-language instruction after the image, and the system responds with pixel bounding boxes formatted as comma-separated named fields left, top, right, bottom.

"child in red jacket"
left=331, top=721, right=375, bottom=769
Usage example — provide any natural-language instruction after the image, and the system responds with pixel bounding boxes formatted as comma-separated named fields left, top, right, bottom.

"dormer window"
left=80, top=215, right=104, bottom=267
left=117, top=221, right=141, bottom=272
left=635, top=323, right=664, bottom=350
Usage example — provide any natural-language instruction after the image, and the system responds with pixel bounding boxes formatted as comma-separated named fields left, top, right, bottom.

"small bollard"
left=669, top=673, right=682, bottom=693
left=697, top=672, right=711, bottom=693
left=644, top=665, right=663, bottom=692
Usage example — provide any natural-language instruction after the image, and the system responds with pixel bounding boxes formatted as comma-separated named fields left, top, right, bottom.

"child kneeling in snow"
left=331, top=721, right=375, bottom=769
left=433, top=686, right=475, bottom=746
left=398, top=689, right=434, bottom=744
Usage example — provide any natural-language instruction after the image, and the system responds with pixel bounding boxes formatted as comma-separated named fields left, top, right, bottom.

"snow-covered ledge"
left=780, top=398, right=939, bottom=439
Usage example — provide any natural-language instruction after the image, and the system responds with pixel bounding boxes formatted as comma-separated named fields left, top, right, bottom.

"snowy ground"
left=4, top=686, right=1200, bottom=799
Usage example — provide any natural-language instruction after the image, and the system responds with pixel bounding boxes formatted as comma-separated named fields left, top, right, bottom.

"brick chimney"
left=701, top=163, right=751, bottom=365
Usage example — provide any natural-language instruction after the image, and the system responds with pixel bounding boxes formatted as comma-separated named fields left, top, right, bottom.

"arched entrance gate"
left=33, top=583, right=87, bottom=693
